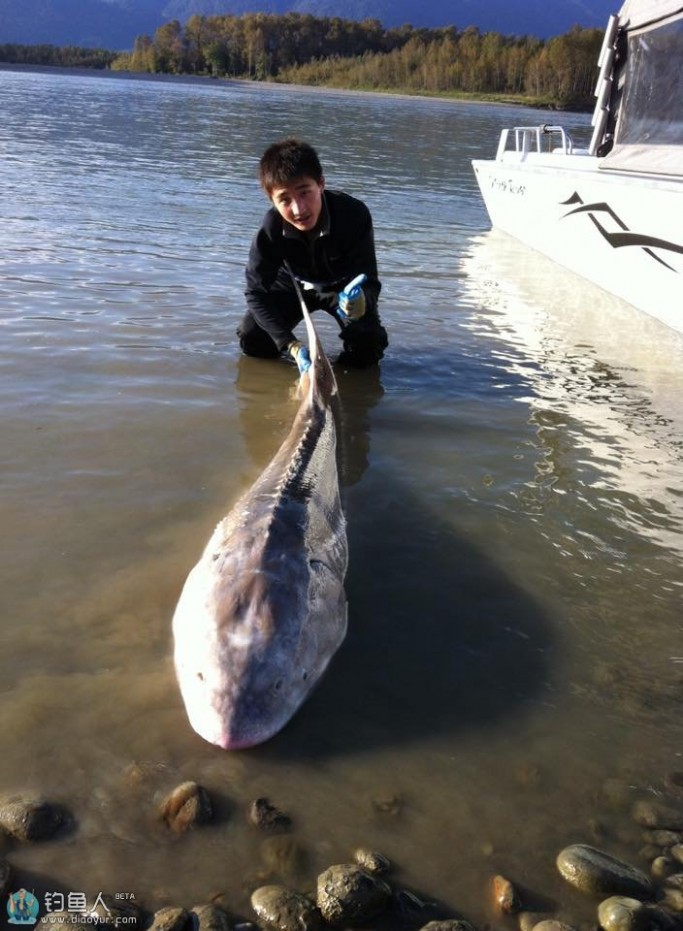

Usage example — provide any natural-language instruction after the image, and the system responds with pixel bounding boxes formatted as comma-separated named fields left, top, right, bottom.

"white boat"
left=472, top=0, right=683, bottom=334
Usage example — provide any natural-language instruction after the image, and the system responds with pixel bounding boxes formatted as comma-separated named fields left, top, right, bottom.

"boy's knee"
left=237, top=320, right=281, bottom=359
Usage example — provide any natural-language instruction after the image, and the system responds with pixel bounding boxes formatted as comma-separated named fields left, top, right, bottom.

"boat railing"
left=496, top=124, right=576, bottom=160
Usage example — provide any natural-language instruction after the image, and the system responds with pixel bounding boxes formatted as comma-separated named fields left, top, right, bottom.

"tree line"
left=108, top=13, right=602, bottom=108
left=0, top=44, right=117, bottom=69
left=0, top=12, right=604, bottom=109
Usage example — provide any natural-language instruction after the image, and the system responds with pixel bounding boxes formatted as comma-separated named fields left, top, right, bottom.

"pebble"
left=191, top=904, right=232, bottom=930
left=518, top=911, right=551, bottom=931
left=248, top=798, right=292, bottom=832
left=664, top=873, right=683, bottom=889
left=418, top=922, right=477, bottom=931
left=659, top=887, right=683, bottom=913
left=251, top=884, right=322, bottom=931
left=632, top=800, right=683, bottom=831
left=353, top=847, right=391, bottom=874
left=316, top=863, right=392, bottom=925
left=597, top=896, right=678, bottom=931
left=492, top=874, right=520, bottom=914
left=159, top=782, right=213, bottom=833
left=597, top=896, right=646, bottom=931
left=146, top=906, right=191, bottom=931
left=643, top=830, right=683, bottom=847
left=0, top=858, right=11, bottom=897
left=531, top=922, right=577, bottom=931
left=0, top=795, right=71, bottom=842
left=556, top=844, right=653, bottom=898
left=651, top=856, right=678, bottom=879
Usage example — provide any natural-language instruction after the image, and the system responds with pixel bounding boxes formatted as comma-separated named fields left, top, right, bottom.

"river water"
left=2, top=66, right=683, bottom=927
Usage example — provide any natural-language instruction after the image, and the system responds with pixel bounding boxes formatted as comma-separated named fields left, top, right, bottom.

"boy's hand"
left=289, top=340, right=312, bottom=375
left=337, top=274, right=367, bottom=322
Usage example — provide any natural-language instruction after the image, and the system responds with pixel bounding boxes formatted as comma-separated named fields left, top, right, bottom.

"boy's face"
left=269, top=175, right=325, bottom=233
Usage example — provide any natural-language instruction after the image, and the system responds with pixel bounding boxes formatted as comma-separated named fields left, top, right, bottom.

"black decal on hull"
left=561, top=193, right=682, bottom=272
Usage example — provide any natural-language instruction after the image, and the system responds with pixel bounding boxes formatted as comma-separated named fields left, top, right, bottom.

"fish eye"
left=197, top=672, right=205, bottom=682
left=302, top=670, right=308, bottom=681
left=273, top=679, right=283, bottom=693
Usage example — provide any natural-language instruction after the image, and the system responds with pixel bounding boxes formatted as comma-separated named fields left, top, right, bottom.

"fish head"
left=173, top=548, right=347, bottom=749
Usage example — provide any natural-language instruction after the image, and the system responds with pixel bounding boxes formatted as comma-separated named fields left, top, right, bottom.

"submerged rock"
left=556, top=844, right=653, bottom=898
left=146, top=906, right=191, bottom=931
left=160, top=782, right=213, bottom=833
left=248, top=798, right=292, bottom=832
left=251, top=884, right=322, bottom=931
left=491, top=874, right=520, bottom=914
left=418, top=922, right=478, bottom=931
left=317, top=863, right=391, bottom=925
left=632, top=801, right=683, bottom=831
left=597, top=895, right=679, bottom=931
left=0, top=795, right=71, bottom=841
left=531, top=922, right=578, bottom=931
left=353, top=847, right=391, bottom=874
left=191, top=904, right=232, bottom=931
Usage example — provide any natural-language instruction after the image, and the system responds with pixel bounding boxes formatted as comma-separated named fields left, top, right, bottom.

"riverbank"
left=0, top=61, right=575, bottom=111
left=3, top=771, right=683, bottom=930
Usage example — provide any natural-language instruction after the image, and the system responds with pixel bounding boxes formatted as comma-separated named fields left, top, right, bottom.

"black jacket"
left=245, top=189, right=381, bottom=351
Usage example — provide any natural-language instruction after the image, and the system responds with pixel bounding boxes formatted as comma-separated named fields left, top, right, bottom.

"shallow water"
left=2, top=67, right=683, bottom=926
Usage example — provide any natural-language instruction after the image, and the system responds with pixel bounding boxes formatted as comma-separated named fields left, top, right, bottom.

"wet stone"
left=643, top=830, right=683, bottom=847
left=248, top=798, right=292, bottom=832
left=598, top=896, right=679, bottom=931
left=652, top=857, right=678, bottom=880
left=598, top=896, right=646, bottom=931
left=531, top=922, right=578, bottom=931
left=353, top=847, right=391, bottom=874
left=659, top=887, right=683, bottom=912
left=393, top=888, right=437, bottom=924
left=492, top=873, right=520, bottom=914
left=518, top=912, right=550, bottom=931
left=191, top=904, right=232, bottom=931
left=556, top=844, right=653, bottom=899
left=664, top=873, right=683, bottom=889
left=316, top=863, right=392, bottom=926
left=418, top=922, right=477, bottom=931
left=146, top=906, right=191, bottom=931
left=89, top=895, right=144, bottom=928
left=0, top=795, right=71, bottom=841
left=672, top=845, right=683, bottom=865
left=632, top=801, right=683, bottom=831
left=251, top=884, right=322, bottom=931
left=160, top=781, right=213, bottom=833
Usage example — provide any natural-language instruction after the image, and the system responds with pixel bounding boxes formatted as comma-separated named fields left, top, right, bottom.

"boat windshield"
left=602, top=10, right=683, bottom=174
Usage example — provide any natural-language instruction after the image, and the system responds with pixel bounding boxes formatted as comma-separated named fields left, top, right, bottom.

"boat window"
left=617, top=17, right=683, bottom=146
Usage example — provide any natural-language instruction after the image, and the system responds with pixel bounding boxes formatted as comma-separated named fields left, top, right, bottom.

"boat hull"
left=472, top=154, right=683, bottom=334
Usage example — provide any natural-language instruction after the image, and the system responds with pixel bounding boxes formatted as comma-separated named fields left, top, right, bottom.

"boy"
left=238, top=138, right=388, bottom=371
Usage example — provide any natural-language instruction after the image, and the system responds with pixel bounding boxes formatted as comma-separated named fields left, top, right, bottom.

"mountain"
left=0, top=0, right=617, bottom=50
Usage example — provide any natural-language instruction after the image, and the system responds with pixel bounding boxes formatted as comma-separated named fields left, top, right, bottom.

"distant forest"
left=0, top=12, right=604, bottom=109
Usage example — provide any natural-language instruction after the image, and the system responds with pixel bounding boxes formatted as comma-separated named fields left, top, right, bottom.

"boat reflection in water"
left=460, top=228, right=683, bottom=556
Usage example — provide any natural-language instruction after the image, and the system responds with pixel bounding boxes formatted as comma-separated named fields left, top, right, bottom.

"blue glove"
left=289, top=340, right=311, bottom=375
left=337, top=274, right=367, bottom=323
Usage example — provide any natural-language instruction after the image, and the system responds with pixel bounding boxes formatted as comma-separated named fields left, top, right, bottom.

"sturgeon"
left=172, top=289, right=348, bottom=749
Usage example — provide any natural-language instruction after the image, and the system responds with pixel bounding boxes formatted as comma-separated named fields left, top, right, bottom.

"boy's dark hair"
left=258, top=138, right=323, bottom=193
